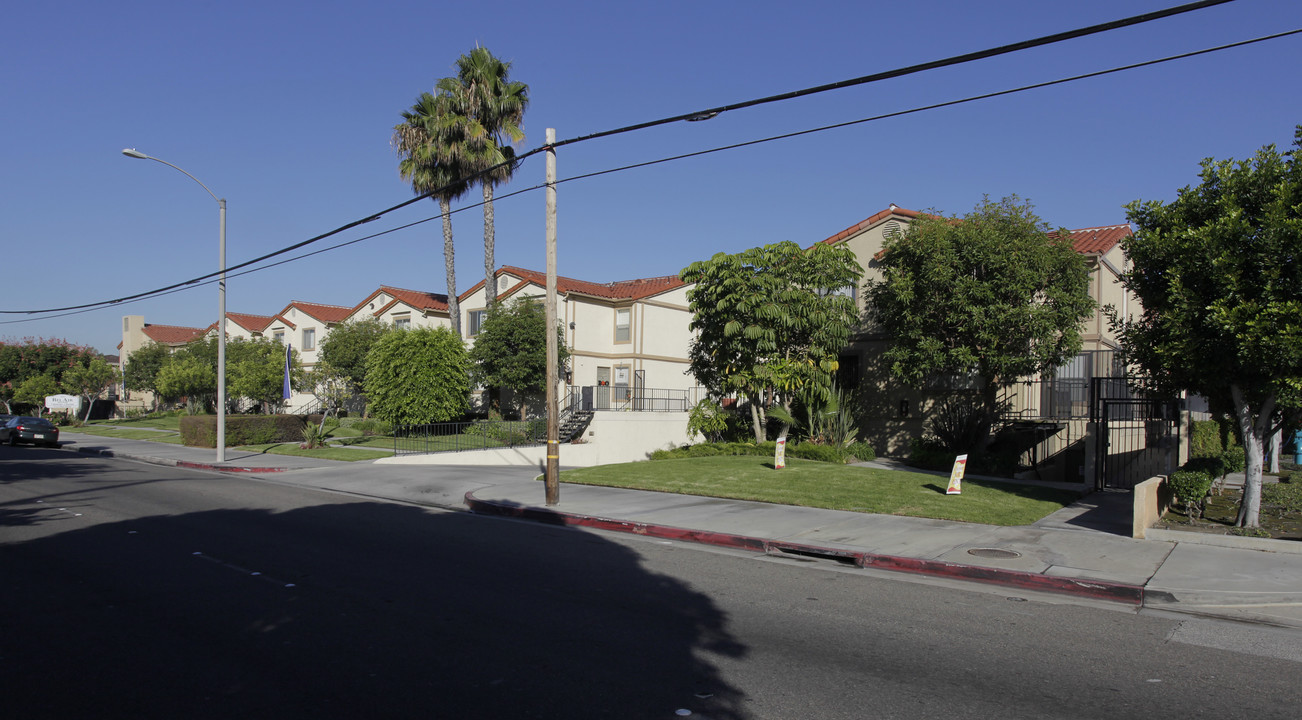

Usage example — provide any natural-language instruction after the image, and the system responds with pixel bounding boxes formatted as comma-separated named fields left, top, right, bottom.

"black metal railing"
left=565, top=385, right=692, bottom=413
left=392, top=418, right=549, bottom=456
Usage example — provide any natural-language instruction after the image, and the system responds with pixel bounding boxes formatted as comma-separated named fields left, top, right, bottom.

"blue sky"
left=4, top=0, right=1300, bottom=354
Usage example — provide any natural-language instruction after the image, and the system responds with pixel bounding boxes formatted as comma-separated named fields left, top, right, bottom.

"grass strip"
left=559, top=455, right=1079, bottom=526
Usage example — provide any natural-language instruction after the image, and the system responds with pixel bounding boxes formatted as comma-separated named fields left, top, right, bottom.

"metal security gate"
left=1091, top=378, right=1181, bottom=490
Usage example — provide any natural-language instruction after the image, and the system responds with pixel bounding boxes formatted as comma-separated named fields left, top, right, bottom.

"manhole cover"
left=967, top=548, right=1022, bottom=559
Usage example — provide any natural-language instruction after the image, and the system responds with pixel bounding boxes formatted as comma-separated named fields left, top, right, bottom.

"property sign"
left=946, top=454, right=968, bottom=495
left=775, top=436, right=787, bottom=470
left=45, top=394, right=81, bottom=410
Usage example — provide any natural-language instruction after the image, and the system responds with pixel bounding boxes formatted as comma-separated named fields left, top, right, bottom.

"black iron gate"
left=1091, top=378, right=1181, bottom=490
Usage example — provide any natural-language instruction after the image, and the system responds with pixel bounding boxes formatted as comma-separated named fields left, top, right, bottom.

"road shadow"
left=1, top=494, right=749, bottom=719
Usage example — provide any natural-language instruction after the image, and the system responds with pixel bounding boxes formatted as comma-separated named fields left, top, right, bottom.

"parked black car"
left=0, top=416, right=60, bottom=447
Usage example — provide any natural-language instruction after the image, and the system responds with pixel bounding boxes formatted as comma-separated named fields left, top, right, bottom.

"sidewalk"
left=53, top=432, right=1302, bottom=629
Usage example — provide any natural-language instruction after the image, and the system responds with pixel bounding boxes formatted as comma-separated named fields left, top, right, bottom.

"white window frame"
left=302, top=328, right=316, bottom=351
left=468, top=309, right=488, bottom=337
left=614, top=307, right=632, bottom=344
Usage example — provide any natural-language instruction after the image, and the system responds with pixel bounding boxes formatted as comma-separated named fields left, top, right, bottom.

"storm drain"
left=967, top=548, right=1022, bottom=559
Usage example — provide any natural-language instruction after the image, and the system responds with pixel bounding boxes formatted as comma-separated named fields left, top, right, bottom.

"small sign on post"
left=45, top=394, right=81, bottom=411
left=946, top=454, right=968, bottom=495
left=775, top=436, right=787, bottom=470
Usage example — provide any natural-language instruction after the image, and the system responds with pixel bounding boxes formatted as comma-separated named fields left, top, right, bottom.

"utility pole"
left=544, top=128, right=560, bottom=505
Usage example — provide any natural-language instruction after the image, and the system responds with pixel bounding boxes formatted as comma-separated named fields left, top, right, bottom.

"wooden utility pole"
left=544, top=128, right=560, bottom=505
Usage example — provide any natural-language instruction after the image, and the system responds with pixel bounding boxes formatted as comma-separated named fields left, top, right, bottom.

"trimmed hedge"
left=179, top=414, right=306, bottom=448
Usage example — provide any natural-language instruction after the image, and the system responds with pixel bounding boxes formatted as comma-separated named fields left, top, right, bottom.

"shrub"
left=1221, top=445, right=1246, bottom=474
left=1262, top=481, right=1302, bottom=513
left=461, top=420, right=546, bottom=446
left=352, top=418, right=393, bottom=437
left=908, top=437, right=956, bottom=471
left=1167, top=469, right=1213, bottom=520
left=649, top=441, right=846, bottom=463
left=845, top=441, right=876, bottom=463
left=1189, top=420, right=1224, bottom=459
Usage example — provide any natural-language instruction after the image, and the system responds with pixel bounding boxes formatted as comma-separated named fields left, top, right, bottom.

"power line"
left=0, top=0, right=1248, bottom=318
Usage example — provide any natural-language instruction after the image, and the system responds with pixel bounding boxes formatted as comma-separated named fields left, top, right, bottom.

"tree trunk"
left=1269, top=429, right=1282, bottom=473
left=1231, top=384, right=1273, bottom=528
left=749, top=392, right=765, bottom=443
left=441, top=197, right=461, bottom=337
left=484, top=183, right=496, bottom=310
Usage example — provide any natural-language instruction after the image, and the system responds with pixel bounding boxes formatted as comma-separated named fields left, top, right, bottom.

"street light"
left=122, top=148, right=228, bottom=463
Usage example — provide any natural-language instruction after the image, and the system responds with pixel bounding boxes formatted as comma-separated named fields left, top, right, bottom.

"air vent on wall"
left=883, top=220, right=902, bottom=239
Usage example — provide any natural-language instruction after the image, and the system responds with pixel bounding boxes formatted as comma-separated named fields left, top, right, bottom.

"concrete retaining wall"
left=1132, top=475, right=1172, bottom=539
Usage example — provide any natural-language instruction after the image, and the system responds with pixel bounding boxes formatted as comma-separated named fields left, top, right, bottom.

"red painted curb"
left=465, top=492, right=1145, bottom=606
left=176, top=460, right=289, bottom=473
left=72, top=445, right=290, bottom=473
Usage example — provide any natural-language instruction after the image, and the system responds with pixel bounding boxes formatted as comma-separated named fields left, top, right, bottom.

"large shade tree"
left=866, top=196, right=1095, bottom=449
left=62, top=357, right=121, bottom=422
left=1114, top=129, right=1302, bottom=528
left=681, top=241, right=861, bottom=442
left=318, top=317, right=394, bottom=403
left=393, top=92, right=475, bottom=336
left=442, top=46, right=529, bottom=310
left=123, top=341, right=172, bottom=410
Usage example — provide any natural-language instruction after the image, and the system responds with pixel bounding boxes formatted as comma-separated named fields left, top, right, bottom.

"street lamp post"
left=122, top=149, right=228, bottom=463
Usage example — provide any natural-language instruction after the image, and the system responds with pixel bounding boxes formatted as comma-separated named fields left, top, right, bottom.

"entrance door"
left=596, top=367, right=611, bottom=410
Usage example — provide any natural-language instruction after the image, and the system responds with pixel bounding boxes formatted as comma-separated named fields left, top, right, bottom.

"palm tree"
left=393, top=92, right=474, bottom=336
left=442, top=46, right=529, bottom=309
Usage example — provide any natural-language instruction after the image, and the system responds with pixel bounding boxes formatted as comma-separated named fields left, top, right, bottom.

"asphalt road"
left=2, top=446, right=1300, bottom=719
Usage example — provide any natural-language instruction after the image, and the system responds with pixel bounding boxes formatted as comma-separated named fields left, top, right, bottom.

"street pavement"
left=52, top=430, right=1302, bottom=629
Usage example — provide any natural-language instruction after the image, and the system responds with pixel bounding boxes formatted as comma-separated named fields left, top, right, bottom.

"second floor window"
left=302, top=328, right=315, bottom=351
left=394, top=317, right=411, bottom=330
left=614, top=308, right=631, bottom=343
left=468, top=309, right=487, bottom=337
left=273, top=331, right=284, bottom=344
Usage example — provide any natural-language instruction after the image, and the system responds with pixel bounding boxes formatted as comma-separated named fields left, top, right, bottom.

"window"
left=468, top=309, right=487, bottom=337
left=302, top=328, right=315, bottom=351
left=614, top=308, right=631, bottom=343
left=273, top=331, right=285, bottom=344
left=394, top=316, right=411, bottom=330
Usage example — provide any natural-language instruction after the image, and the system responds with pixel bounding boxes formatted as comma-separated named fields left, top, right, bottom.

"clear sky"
left=3, top=0, right=1300, bottom=355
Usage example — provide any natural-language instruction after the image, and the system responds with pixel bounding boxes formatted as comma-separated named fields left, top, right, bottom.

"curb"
left=71, top=445, right=291, bottom=474
left=463, top=492, right=1145, bottom=606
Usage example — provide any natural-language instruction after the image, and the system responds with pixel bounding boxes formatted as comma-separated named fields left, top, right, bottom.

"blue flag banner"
left=282, top=343, right=292, bottom=400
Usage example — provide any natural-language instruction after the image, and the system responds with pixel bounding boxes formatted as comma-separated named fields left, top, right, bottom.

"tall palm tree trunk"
left=440, top=197, right=461, bottom=336
left=483, top=183, right=496, bottom=310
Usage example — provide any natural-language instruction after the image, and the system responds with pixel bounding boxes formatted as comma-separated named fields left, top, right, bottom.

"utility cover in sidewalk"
left=967, top=548, right=1022, bottom=559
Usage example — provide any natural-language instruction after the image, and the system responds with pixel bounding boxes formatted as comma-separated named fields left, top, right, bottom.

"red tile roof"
left=1065, top=225, right=1132, bottom=255
left=464, top=266, right=687, bottom=303
left=277, top=301, right=354, bottom=324
left=818, top=206, right=924, bottom=246
left=380, top=286, right=450, bottom=313
left=820, top=206, right=1132, bottom=257
left=225, top=312, right=276, bottom=333
left=142, top=324, right=207, bottom=345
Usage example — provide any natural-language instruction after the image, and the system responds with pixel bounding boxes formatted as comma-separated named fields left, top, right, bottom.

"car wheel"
left=7, top=436, right=16, bottom=447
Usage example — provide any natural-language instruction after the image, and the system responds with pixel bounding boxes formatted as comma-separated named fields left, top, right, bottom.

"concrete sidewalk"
left=52, top=431, right=1302, bottom=629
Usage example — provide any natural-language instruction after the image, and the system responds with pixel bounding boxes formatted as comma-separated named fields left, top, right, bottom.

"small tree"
left=123, top=341, right=172, bottom=410
left=1114, top=128, right=1302, bottom=528
left=866, top=195, right=1095, bottom=450
left=365, top=327, right=472, bottom=425
left=226, top=338, right=302, bottom=413
left=467, top=297, right=568, bottom=418
left=155, top=355, right=216, bottom=414
left=12, top=374, right=60, bottom=414
left=302, top=361, right=352, bottom=436
left=319, top=317, right=394, bottom=404
left=62, top=357, right=121, bottom=422
left=681, top=241, right=862, bottom=442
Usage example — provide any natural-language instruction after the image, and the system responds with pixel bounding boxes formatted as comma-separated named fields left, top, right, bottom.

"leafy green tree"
left=155, top=355, right=216, bottom=414
left=319, top=317, right=394, bottom=398
left=442, top=46, right=529, bottom=309
left=1114, top=129, right=1302, bottom=528
left=62, top=357, right=121, bottom=422
left=12, top=374, right=60, bottom=414
left=123, top=341, right=172, bottom=409
left=866, top=195, right=1095, bottom=448
left=393, top=92, right=476, bottom=336
left=226, top=338, right=302, bottom=412
left=681, top=241, right=862, bottom=442
left=365, top=327, right=472, bottom=425
left=467, top=297, right=567, bottom=417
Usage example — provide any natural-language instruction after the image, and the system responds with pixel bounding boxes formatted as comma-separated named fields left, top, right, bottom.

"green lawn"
left=558, top=456, right=1080, bottom=526
left=91, top=415, right=183, bottom=431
